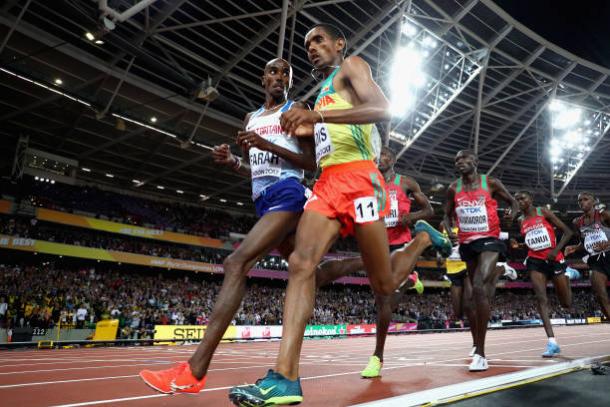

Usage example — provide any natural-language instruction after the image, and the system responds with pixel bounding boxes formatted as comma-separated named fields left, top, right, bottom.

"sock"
left=548, top=337, right=557, bottom=345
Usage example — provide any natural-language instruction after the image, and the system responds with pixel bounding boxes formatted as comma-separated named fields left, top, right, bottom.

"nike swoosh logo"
left=259, top=385, right=277, bottom=395
left=170, top=380, right=194, bottom=391
left=267, top=205, right=285, bottom=211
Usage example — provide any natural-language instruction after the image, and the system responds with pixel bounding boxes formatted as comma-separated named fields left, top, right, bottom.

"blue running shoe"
left=564, top=267, right=581, bottom=281
left=414, top=220, right=452, bottom=257
left=542, top=342, right=561, bottom=358
left=229, top=369, right=303, bottom=406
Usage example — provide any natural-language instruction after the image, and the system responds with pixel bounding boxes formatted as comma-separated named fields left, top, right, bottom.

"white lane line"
left=0, top=363, right=168, bottom=375
left=45, top=365, right=418, bottom=407
left=0, top=375, right=136, bottom=389
left=0, top=364, right=276, bottom=388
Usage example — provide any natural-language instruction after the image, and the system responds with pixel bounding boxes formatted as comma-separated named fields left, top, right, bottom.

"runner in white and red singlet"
left=515, top=191, right=575, bottom=358
left=565, top=192, right=610, bottom=323
left=444, top=150, right=518, bottom=372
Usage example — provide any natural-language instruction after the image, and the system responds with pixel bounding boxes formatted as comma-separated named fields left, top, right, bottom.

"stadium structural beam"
left=277, top=0, right=289, bottom=58
left=473, top=52, right=490, bottom=154
left=0, top=0, right=31, bottom=54
left=555, top=121, right=610, bottom=199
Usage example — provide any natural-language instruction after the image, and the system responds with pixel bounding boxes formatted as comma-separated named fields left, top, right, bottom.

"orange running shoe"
left=139, top=362, right=206, bottom=394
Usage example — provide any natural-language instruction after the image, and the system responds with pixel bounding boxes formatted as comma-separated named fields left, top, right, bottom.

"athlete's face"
left=454, top=151, right=477, bottom=175
left=378, top=149, right=395, bottom=172
left=304, top=27, right=344, bottom=69
left=578, top=193, right=595, bottom=212
left=262, top=59, right=292, bottom=98
left=515, top=193, right=532, bottom=212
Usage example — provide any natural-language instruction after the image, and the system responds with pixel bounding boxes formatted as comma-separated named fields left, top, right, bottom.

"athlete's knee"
left=472, top=285, right=487, bottom=301
left=288, top=251, right=317, bottom=280
left=223, top=254, right=248, bottom=280
left=375, top=280, right=395, bottom=296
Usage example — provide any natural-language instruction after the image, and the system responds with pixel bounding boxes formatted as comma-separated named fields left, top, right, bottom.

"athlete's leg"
left=591, top=270, right=610, bottom=321
left=389, top=238, right=431, bottom=285
left=462, top=270, right=477, bottom=352
left=450, top=284, right=464, bottom=320
left=317, top=238, right=426, bottom=289
left=471, top=251, right=499, bottom=358
left=189, top=211, right=300, bottom=379
left=355, top=221, right=430, bottom=296
left=275, top=211, right=341, bottom=380
left=371, top=292, right=400, bottom=362
left=486, top=265, right=505, bottom=298
left=552, top=273, right=572, bottom=309
left=315, top=257, right=364, bottom=288
left=530, top=270, right=554, bottom=339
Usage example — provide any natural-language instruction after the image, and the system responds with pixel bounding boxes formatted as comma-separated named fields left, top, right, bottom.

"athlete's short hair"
left=457, top=149, right=477, bottom=159
left=313, top=23, right=347, bottom=55
left=516, top=190, right=533, bottom=199
left=579, top=191, right=596, bottom=200
left=381, top=146, right=396, bottom=160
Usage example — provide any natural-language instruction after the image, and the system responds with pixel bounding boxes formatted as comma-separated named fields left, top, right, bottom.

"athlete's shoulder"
left=400, top=174, right=420, bottom=191
left=341, top=55, right=371, bottom=73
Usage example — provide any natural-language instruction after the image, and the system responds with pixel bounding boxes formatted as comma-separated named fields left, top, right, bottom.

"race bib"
left=525, top=226, right=552, bottom=251
left=354, top=196, right=379, bottom=223
left=314, top=123, right=333, bottom=163
left=384, top=192, right=399, bottom=228
left=584, top=229, right=608, bottom=254
left=456, top=205, right=489, bottom=233
left=249, top=147, right=281, bottom=179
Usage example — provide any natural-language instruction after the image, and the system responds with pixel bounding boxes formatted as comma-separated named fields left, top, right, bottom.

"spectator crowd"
left=0, top=263, right=602, bottom=339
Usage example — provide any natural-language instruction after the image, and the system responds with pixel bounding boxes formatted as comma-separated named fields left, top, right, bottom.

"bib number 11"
left=354, top=196, right=379, bottom=223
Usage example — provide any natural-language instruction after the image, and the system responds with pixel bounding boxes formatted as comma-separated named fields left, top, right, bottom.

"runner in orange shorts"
left=229, top=23, right=451, bottom=407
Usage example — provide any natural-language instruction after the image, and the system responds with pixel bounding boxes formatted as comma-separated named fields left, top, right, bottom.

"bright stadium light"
left=387, top=15, right=483, bottom=159
left=549, top=99, right=610, bottom=199
left=390, top=46, right=426, bottom=117
left=401, top=21, right=418, bottom=37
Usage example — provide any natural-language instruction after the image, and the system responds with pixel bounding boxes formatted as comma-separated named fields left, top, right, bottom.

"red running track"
left=1, top=324, right=609, bottom=407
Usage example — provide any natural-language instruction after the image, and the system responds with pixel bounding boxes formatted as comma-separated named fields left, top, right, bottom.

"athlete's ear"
left=336, top=37, right=346, bottom=55
left=261, top=74, right=265, bottom=87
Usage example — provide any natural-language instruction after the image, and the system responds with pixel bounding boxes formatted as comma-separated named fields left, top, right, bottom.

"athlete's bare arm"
left=489, top=177, right=518, bottom=226
left=212, top=113, right=254, bottom=177
left=401, top=175, right=433, bottom=226
left=279, top=56, right=390, bottom=134
left=541, top=207, right=574, bottom=260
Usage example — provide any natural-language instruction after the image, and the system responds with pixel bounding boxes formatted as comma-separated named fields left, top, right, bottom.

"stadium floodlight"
left=548, top=99, right=610, bottom=199
left=387, top=16, right=484, bottom=159
left=390, top=46, right=426, bottom=117
left=401, top=21, right=418, bottom=37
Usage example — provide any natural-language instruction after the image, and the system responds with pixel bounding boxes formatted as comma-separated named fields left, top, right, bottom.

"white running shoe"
left=498, top=262, right=518, bottom=280
left=469, top=354, right=489, bottom=372
left=469, top=346, right=477, bottom=357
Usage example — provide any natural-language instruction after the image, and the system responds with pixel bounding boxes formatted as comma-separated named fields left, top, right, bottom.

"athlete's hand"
left=509, top=238, right=519, bottom=249
left=592, top=241, right=610, bottom=252
left=280, top=107, right=322, bottom=136
left=237, top=131, right=272, bottom=152
left=212, top=144, right=235, bottom=166
left=564, top=245, right=578, bottom=256
left=546, top=250, right=558, bottom=262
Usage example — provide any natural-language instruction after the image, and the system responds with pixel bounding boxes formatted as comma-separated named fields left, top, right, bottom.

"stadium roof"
left=1, top=0, right=609, bottom=211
